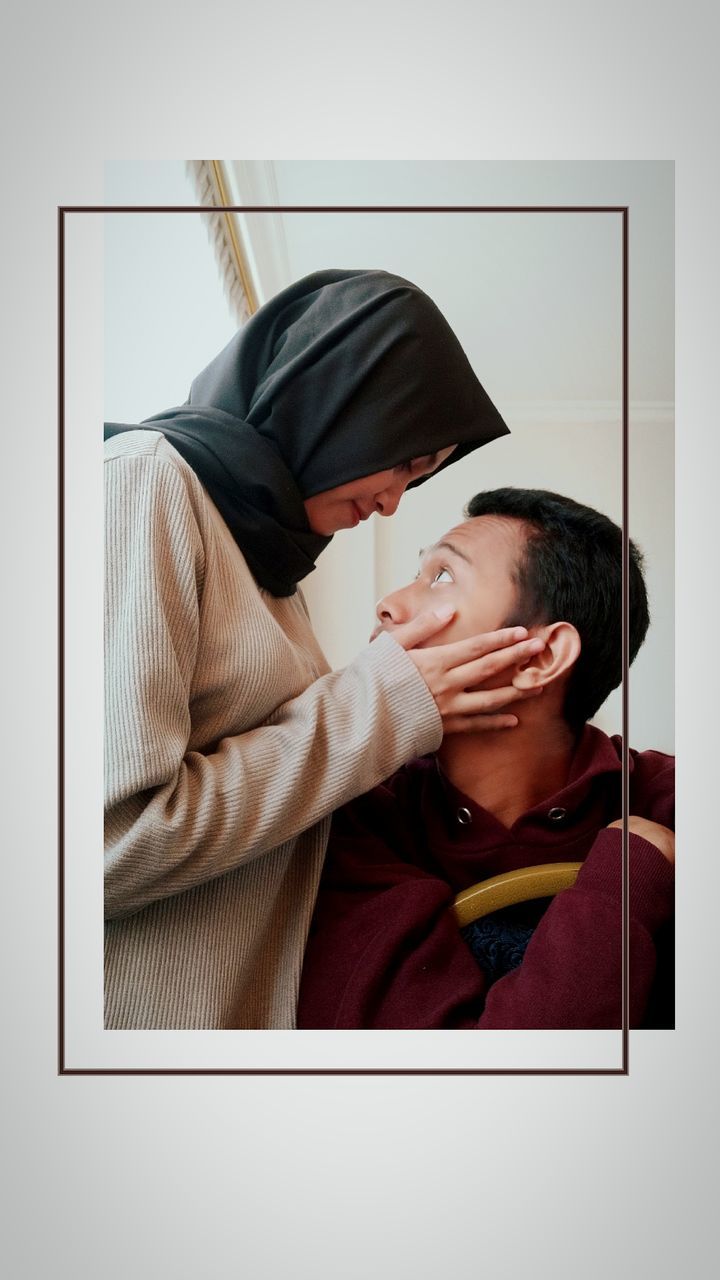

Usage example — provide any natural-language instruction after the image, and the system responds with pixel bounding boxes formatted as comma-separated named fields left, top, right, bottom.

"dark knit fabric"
left=461, top=912, right=536, bottom=985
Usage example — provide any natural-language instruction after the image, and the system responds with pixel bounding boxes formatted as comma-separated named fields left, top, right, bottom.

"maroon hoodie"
left=297, top=727, right=674, bottom=1029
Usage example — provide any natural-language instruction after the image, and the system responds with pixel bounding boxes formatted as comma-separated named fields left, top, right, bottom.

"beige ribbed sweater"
left=104, top=431, right=442, bottom=1028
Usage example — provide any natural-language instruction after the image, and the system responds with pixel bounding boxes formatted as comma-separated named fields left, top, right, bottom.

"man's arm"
left=477, top=823, right=674, bottom=1029
left=297, top=802, right=674, bottom=1030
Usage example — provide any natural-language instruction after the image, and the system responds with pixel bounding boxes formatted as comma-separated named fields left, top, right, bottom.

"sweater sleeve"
left=476, top=829, right=674, bottom=1028
left=297, top=822, right=674, bottom=1030
left=104, top=453, right=442, bottom=919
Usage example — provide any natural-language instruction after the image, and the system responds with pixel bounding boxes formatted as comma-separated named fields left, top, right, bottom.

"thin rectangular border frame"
left=58, top=203, right=631, bottom=1076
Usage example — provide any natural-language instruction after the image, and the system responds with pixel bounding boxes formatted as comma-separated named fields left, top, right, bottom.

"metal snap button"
left=457, top=807, right=473, bottom=825
left=548, top=807, right=567, bottom=822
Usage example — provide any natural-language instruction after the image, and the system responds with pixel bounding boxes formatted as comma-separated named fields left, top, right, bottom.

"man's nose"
left=374, top=475, right=409, bottom=517
left=375, top=583, right=416, bottom=626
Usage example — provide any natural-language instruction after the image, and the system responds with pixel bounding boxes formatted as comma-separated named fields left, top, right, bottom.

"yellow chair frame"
left=453, top=862, right=582, bottom=928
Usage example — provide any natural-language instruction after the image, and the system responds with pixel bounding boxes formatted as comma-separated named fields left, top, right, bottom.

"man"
left=297, top=488, right=674, bottom=1029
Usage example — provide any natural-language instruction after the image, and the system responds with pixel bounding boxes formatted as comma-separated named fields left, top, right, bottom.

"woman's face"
left=303, top=446, right=457, bottom=535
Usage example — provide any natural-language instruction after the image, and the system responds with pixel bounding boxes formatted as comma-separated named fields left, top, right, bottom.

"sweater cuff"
left=575, top=828, right=675, bottom=934
left=360, top=631, right=443, bottom=758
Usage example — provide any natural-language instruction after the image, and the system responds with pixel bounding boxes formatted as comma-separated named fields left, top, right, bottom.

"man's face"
left=374, top=515, right=527, bottom=646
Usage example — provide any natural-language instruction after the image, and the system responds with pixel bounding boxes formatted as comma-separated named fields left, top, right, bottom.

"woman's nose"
left=374, top=475, right=409, bottom=517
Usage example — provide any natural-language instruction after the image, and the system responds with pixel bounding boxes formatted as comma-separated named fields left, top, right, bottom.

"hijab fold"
left=104, top=268, right=510, bottom=596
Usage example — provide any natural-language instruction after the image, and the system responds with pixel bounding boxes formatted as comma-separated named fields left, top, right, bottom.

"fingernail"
left=433, top=606, right=455, bottom=622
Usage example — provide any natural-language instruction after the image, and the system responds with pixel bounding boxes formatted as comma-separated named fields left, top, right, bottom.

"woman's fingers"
left=388, top=607, right=459, bottom=650
left=406, top=633, right=544, bottom=696
left=441, top=713, right=520, bottom=734
left=392, top=614, right=530, bottom=654
left=436, top=686, right=541, bottom=735
left=402, top=624, right=546, bottom=733
left=407, top=638, right=544, bottom=734
left=431, top=626, right=533, bottom=665
left=444, top=637, right=545, bottom=690
left=449, top=685, right=541, bottom=715
left=443, top=680, right=538, bottom=721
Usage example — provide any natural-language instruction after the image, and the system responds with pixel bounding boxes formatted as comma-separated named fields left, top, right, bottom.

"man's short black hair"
left=464, top=488, right=650, bottom=729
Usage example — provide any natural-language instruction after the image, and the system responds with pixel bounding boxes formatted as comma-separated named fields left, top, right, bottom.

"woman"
left=104, top=268, right=537, bottom=1029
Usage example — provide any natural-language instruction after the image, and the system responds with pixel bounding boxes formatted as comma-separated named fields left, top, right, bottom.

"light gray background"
left=2, top=1, right=717, bottom=1277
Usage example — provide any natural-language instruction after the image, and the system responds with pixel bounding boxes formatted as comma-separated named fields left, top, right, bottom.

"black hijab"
left=105, top=268, right=509, bottom=596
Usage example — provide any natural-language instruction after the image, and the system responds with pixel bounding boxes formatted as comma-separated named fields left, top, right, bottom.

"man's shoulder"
left=615, top=736, right=675, bottom=828
left=629, top=744, right=675, bottom=774
left=601, top=729, right=673, bottom=765
left=610, top=734, right=675, bottom=779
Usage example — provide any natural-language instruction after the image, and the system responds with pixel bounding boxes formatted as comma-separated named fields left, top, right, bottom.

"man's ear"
left=512, top=622, right=581, bottom=691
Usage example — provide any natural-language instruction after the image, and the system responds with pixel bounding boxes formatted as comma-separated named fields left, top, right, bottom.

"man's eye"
left=430, top=568, right=453, bottom=585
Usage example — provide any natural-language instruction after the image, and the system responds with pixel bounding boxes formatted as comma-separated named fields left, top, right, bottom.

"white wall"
left=104, top=162, right=237, bottom=422
left=243, top=160, right=674, bottom=405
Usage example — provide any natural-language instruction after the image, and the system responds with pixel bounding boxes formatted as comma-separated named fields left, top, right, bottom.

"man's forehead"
left=422, top=514, right=526, bottom=561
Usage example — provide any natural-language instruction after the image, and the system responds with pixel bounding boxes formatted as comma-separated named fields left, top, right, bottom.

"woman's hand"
left=607, top=816, right=675, bottom=865
left=384, top=609, right=545, bottom=734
